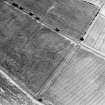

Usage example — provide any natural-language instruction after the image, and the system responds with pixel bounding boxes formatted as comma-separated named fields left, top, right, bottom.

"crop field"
left=39, top=46, right=105, bottom=105
left=0, top=68, right=37, bottom=105
left=6, top=0, right=99, bottom=41
left=0, top=0, right=74, bottom=97
left=83, top=11, right=105, bottom=57
left=0, top=0, right=105, bottom=105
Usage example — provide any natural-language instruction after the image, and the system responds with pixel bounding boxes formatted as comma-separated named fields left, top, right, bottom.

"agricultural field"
left=5, top=0, right=99, bottom=41
left=0, top=67, right=37, bottom=105
left=82, top=7, right=105, bottom=56
left=0, top=0, right=74, bottom=97
left=39, top=46, right=105, bottom=105
left=0, top=0, right=105, bottom=105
